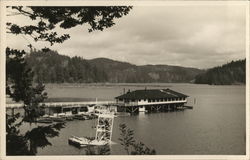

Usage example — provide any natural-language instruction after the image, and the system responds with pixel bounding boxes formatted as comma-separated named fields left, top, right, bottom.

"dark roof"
left=115, top=88, right=188, bottom=100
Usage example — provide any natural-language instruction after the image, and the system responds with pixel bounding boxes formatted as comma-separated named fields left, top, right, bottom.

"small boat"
left=66, top=116, right=74, bottom=121
left=185, top=105, right=193, bottom=109
left=36, top=117, right=53, bottom=124
left=51, top=117, right=66, bottom=122
left=176, top=106, right=185, bottom=110
left=73, top=115, right=85, bottom=120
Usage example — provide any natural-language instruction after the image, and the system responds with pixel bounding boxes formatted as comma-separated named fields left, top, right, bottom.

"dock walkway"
left=6, top=101, right=117, bottom=109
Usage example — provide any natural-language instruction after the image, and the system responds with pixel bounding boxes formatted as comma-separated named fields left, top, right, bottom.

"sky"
left=6, top=5, right=247, bottom=69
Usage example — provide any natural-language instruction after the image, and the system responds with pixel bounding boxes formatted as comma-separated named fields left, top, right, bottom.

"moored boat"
left=73, top=114, right=85, bottom=120
left=36, top=117, right=53, bottom=124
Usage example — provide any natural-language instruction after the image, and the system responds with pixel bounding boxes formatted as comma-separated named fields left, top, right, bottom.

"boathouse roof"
left=115, top=88, right=188, bottom=100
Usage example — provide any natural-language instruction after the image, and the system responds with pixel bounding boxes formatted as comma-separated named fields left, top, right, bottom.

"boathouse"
left=115, top=88, right=188, bottom=113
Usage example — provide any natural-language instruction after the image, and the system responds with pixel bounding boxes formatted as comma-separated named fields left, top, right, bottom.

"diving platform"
left=68, top=112, right=115, bottom=148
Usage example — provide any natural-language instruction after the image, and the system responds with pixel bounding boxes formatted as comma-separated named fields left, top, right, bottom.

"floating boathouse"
left=115, top=88, right=189, bottom=113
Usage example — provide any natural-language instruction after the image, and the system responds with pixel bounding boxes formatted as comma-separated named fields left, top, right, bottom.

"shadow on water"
left=6, top=113, right=65, bottom=155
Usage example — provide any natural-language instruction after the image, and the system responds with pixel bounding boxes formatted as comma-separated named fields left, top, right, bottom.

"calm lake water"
left=19, top=83, right=246, bottom=155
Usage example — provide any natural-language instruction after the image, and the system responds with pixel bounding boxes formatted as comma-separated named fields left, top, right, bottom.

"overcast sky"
left=6, top=5, right=246, bottom=69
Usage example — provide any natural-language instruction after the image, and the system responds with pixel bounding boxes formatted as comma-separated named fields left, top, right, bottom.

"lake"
left=19, top=83, right=246, bottom=155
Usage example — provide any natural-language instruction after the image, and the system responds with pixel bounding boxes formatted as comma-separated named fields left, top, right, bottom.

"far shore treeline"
left=194, top=59, right=246, bottom=85
left=26, top=50, right=245, bottom=85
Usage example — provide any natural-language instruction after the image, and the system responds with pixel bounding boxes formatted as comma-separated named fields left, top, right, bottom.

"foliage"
left=118, top=123, right=156, bottom=155
left=84, top=124, right=156, bottom=155
left=26, top=50, right=204, bottom=83
left=85, top=144, right=111, bottom=155
left=6, top=113, right=30, bottom=155
left=6, top=113, right=65, bottom=155
left=131, top=142, right=156, bottom=155
left=6, top=47, right=48, bottom=122
left=7, top=6, right=132, bottom=46
left=6, top=47, right=33, bottom=103
left=118, top=123, right=135, bottom=154
left=5, top=6, right=134, bottom=155
left=5, top=46, right=63, bottom=154
left=24, top=122, right=65, bottom=155
left=27, top=50, right=108, bottom=83
left=195, top=59, right=246, bottom=85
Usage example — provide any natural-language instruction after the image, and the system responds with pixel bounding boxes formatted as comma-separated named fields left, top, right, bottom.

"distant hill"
left=26, top=50, right=204, bottom=83
left=194, top=59, right=246, bottom=85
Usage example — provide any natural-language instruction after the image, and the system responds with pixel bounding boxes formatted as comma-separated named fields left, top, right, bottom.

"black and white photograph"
left=1, top=1, right=249, bottom=159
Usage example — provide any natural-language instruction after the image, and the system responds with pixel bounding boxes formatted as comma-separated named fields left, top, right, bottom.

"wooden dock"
left=6, top=100, right=117, bottom=109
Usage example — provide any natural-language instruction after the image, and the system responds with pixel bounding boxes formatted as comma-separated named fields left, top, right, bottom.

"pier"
left=6, top=100, right=117, bottom=117
left=6, top=100, right=117, bottom=109
left=6, top=88, right=192, bottom=116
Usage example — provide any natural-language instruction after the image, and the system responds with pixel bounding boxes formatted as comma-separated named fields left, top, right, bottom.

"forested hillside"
left=194, top=59, right=246, bottom=85
left=26, top=50, right=203, bottom=83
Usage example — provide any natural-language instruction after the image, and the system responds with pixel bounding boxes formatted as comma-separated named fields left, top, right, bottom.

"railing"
left=124, top=102, right=138, bottom=107
left=119, top=100, right=188, bottom=107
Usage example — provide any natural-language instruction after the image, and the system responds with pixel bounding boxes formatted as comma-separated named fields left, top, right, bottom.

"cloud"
left=6, top=5, right=246, bottom=69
